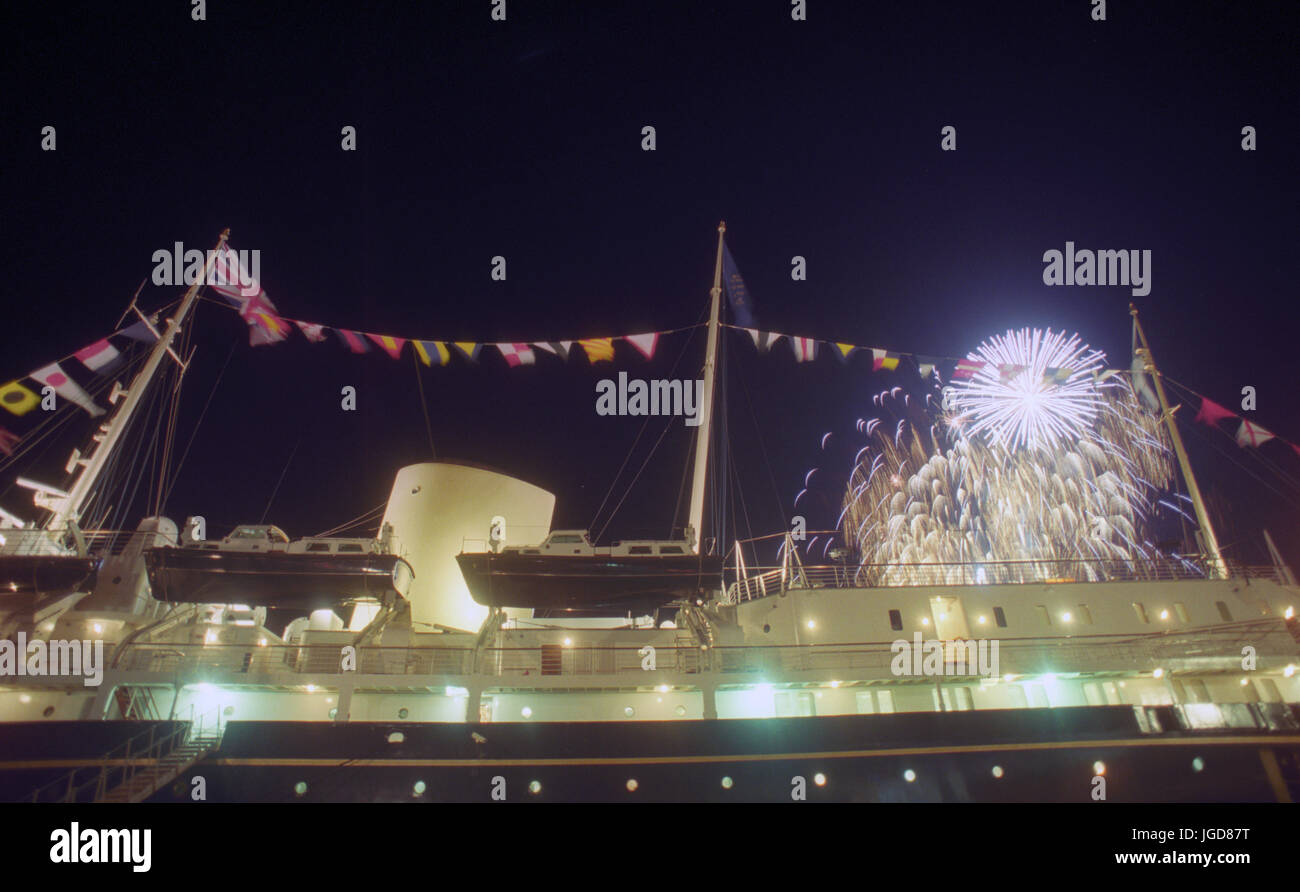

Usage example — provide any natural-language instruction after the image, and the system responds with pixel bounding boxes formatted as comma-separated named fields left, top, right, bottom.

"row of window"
left=884, top=601, right=1233, bottom=631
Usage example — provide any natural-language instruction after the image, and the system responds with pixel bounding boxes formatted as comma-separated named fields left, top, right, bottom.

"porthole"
left=42, top=706, right=54, bottom=718
left=328, top=707, right=338, bottom=719
left=388, top=731, right=405, bottom=744
left=397, top=707, right=409, bottom=719
left=763, top=624, right=771, bottom=633
left=294, top=781, right=307, bottom=796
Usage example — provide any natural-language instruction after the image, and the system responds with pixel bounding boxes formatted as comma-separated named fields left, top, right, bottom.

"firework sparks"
left=947, top=328, right=1106, bottom=451
left=842, top=329, right=1175, bottom=585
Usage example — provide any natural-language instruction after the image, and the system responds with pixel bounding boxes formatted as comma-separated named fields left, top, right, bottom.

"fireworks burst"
left=947, top=328, right=1105, bottom=451
left=841, top=329, right=1176, bottom=584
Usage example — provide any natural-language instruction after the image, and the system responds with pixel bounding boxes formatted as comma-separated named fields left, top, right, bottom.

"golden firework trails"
left=842, top=329, right=1173, bottom=585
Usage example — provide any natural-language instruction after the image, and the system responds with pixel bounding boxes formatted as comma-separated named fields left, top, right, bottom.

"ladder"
left=27, top=711, right=224, bottom=803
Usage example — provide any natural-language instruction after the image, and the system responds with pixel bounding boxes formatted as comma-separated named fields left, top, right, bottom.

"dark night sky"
left=1, top=1, right=1297, bottom=566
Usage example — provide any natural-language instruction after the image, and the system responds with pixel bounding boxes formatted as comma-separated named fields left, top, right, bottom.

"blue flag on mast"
left=721, top=242, right=756, bottom=328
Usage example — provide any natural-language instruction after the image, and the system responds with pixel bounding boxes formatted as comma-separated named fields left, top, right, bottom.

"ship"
left=1, top=225, right=1298, bottom=804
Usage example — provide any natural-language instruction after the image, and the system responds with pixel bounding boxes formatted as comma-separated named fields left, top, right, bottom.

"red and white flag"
left=1236, top=419, right=1275, bottom=448
left=293, top=321, right=328, bottom=343
left=953, top=358, right=986, bottom=380
left=211, top=245, right=288, bottom=346
left=496, top=343, right=535, bottom=367
left=209, top=245, right=261, bottom=300
left=624, top=333, right=659, bottom=360
left=73, top=338, right=121, bottom=374
left=791, top=337, right=818, bottom=362
left=30, top=363, right=105, bottom=417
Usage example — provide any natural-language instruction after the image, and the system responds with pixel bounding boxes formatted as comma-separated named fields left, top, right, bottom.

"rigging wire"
left=151, top=305, right=198, bottom=515
left=593, top=415, right=678, bottom=543
left=0, top=351, right=143, bottom=484
left=1175, top=416, right=1300, bottom=513
left=710, top=316, right=729, bottom=555
left=260, top=438, right=302, bottom=524
left=412, top=349, right=437, bottom=459
left=1163, top=377, right=1300, bottom=497
left=313, top=502, right=386, bottom=538
left=591, top=306, right=706, bottom=539
left=160, top=334, right=241, bottom=510
left=730, top=330, right=789, bottom=529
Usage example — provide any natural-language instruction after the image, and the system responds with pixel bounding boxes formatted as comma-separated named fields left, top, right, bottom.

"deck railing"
left=724, top=558, right=1286, bottom=603
left=106, top=619, right=1293, bottom=683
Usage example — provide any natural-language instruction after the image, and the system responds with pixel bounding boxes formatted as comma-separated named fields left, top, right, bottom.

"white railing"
left=104, top=619, right=1295, bottom=683
left=725, top=558, right=1287, bottom=603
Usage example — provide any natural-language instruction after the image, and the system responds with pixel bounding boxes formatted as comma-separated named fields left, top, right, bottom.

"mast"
left=38, top=229, right=230, bottom=540
left=686, top=221, right=726, bottom=554
left=1129, top=303, right=1229, bottom=578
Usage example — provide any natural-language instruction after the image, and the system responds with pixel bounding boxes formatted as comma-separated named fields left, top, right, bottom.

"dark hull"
left=455, top=551, right=721, bottom=612
left=144, top=548, right=410, bottom=609
left=0, top=555, right=97, bottom=602
left=10, top=705, right=1296, bottom=803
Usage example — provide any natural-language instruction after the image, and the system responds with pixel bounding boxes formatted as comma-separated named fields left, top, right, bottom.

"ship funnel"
left=379, top=462, right=554, bottom=631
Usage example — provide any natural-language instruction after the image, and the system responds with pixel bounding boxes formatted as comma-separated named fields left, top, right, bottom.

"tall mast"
left=1130, top=303, right=1228, bottom=578
left=38, top=229, right=230, bottom=538
left=686, top=221, right=726, bottom=554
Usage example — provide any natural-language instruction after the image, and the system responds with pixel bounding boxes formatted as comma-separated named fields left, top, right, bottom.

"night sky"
left=2, top=1, right=1297, bottom=568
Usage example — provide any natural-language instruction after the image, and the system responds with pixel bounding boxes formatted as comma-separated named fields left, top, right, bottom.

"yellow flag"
left=0, top=380, right=39, bottom=416
left=579, top=338, right=614, bottom=363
